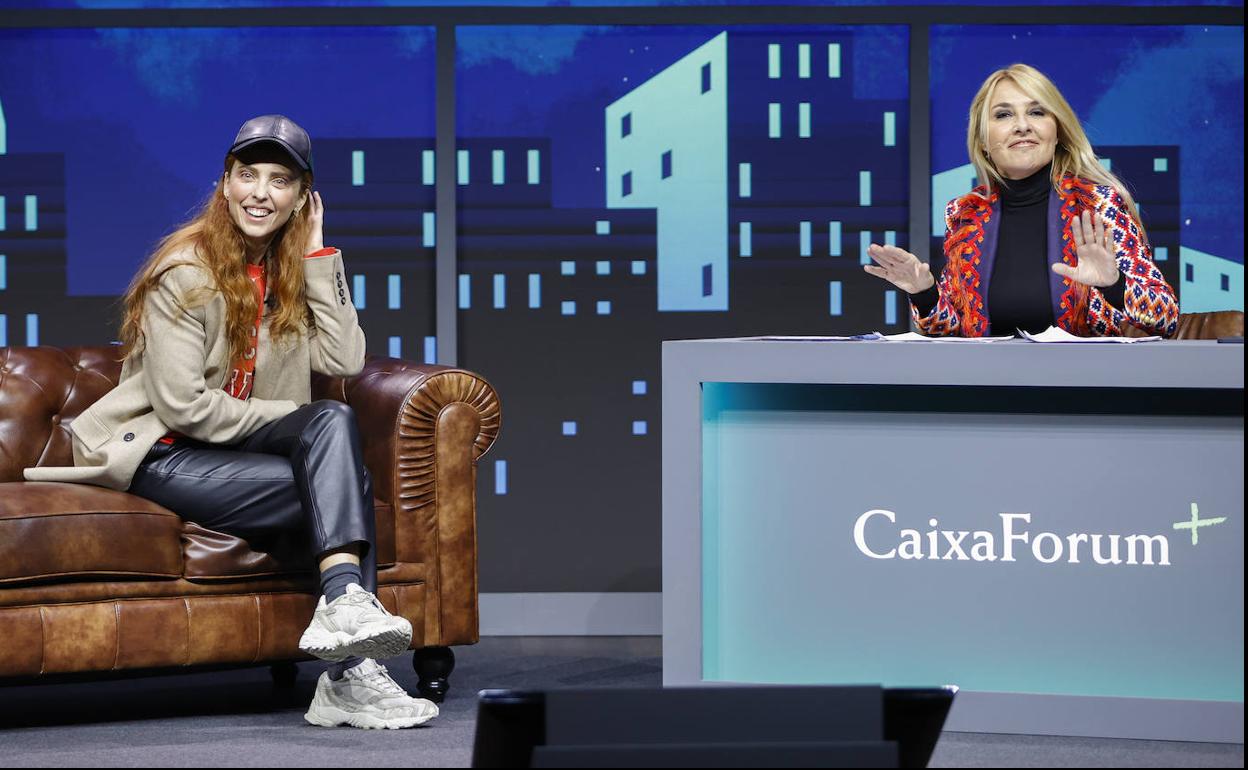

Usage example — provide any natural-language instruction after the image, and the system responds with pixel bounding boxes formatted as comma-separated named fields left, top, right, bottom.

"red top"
left=222, top=262, right=267, bottom=400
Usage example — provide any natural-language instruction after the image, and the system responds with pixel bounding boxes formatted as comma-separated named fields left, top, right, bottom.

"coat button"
left=124, top=433, right=135, bottom=442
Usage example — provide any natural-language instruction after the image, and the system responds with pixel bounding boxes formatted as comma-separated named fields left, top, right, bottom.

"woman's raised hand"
left=863, top=243, right=936, bottom=294
left=303, top=190, right=325, bottom=255
left=1051, top=209, right=1120, bottom=288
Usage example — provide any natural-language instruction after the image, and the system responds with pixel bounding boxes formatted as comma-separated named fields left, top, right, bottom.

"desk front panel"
left=701, top=383, right=1244, bottom=705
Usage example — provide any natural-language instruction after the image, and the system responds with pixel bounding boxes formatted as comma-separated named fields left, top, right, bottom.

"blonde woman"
left=24, top=116, right=438, bottom=730
left=865, top=63, right=1178, bottom=337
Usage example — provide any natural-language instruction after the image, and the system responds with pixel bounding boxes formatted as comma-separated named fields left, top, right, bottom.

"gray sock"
left=320, top=562, right=363, bottom=603
left=319, top=563, right=368, bottom=681
left=329, top=656, right=365, bottom=681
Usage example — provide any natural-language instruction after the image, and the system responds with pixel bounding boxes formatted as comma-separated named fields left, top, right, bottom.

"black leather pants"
left=129, top=400, right=377, bottom=593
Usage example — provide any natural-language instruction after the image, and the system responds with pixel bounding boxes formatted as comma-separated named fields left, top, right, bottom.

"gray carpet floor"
left=0, top=637, right=1241, bottom=768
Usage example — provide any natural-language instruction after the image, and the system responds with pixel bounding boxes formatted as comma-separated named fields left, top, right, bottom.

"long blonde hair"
left=966, top=63, right=1147, bottom=244
left=118, top=155, right=314, bottom=365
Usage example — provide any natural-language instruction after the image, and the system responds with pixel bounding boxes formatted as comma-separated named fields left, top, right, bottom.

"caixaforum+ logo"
left=853, top=503, right=1227, bottom=566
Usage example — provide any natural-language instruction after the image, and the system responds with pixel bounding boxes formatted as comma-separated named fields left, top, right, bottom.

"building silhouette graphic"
left=458, top=30, right=913, bottom=590
left=0, top=96, right=116, bottom=348
left=606, top=31, right=910, bottom=323
left=314, top=138, right=438, bottom=362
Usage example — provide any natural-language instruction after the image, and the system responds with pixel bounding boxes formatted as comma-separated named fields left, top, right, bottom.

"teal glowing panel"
left=495, top=460, right=508, bottom=495
left=529, top=273, right=541, bottom=308
left=493, top=149, right=506, bottom=185
left=423, top=212, right=436, bottom=247
left=422, top=150, right=435, bottom=185
left=388, top=274, right=401, bottom=309
left=701, top=382, right=1245, bottom=701
left=494, top=273, right=506, bottom=309
left=529, top=149, right=541, bottom=184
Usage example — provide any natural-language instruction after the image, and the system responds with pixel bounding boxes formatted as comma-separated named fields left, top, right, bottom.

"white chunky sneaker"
left=298, top=583, right=414, bottom=662
left=304, top=659, right=439, bottom=730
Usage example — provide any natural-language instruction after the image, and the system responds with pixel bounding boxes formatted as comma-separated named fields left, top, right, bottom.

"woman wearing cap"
left=24, top=115, right=436, bottom=730
left=864, top=63, right=1178, bottom=337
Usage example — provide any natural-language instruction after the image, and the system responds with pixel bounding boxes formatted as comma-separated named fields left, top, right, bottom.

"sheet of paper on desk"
left=1020, top=326, right=1162, bottom=343
left=750, top=333, right=883, bottom=341
left=879, top=331, right=1016, bottom=342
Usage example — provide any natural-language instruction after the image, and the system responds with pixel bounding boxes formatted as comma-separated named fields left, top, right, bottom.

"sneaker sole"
left=299, top=625, right=413, bottom=663
left=304, top=703, right=435, bottom=730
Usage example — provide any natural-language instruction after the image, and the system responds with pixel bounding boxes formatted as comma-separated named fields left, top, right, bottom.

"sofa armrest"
left=312, top=356, right=501, bottom=645
left=1122, top=310, right=1244, bottom=339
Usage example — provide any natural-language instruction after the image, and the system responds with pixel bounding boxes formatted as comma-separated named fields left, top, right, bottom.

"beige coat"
left=23, top=249, right=366, bottom=491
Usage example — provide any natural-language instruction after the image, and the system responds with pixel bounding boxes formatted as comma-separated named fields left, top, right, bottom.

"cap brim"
left=229, top=137, right=311, bottom=172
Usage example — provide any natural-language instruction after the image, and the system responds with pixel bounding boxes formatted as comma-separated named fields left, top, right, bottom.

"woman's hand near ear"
left=304, top=191, right=325, bottom=255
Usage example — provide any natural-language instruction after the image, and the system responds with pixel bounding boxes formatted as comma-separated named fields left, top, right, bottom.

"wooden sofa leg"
left=413, top=646, right=455, bottom=703
left=270, top=661, right=299, bottom=688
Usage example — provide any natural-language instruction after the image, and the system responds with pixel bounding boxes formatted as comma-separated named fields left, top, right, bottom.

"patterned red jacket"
left=912, top=174, right=1179, bottom=338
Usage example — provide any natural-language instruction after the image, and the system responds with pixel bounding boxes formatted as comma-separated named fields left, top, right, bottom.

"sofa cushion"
left=0, top=482, right=183, bottom=586
left=182, top=498, right=397, bottom=581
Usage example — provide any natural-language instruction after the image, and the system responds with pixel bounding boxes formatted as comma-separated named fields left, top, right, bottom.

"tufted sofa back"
left=0, top=346, right=124, bottom=482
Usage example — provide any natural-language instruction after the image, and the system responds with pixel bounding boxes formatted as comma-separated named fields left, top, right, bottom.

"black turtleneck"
left=988, top=163, right=1056, bottom=335
left=909, top=167, right=1050, bottom=333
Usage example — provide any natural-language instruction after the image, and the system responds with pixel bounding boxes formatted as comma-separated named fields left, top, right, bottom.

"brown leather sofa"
left=0, top=345, right=500, bottom=701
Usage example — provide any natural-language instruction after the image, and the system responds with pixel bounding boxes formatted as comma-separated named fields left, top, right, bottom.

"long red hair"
left=118, top=155, right=314, bottom=365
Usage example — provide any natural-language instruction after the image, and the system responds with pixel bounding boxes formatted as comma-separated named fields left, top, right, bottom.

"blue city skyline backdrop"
left=454, top=25, right=913, bottom=592
left=0, top=26, right=435, bottom=297
left=457, top=25, right=908, bottom=213
left=1, top=19, right=1240, bottom=596
left=1, top=24, right=1239, bottom=300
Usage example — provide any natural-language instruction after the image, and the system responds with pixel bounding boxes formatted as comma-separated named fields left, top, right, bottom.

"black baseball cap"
left=229, top=114, right=313, bottom=173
